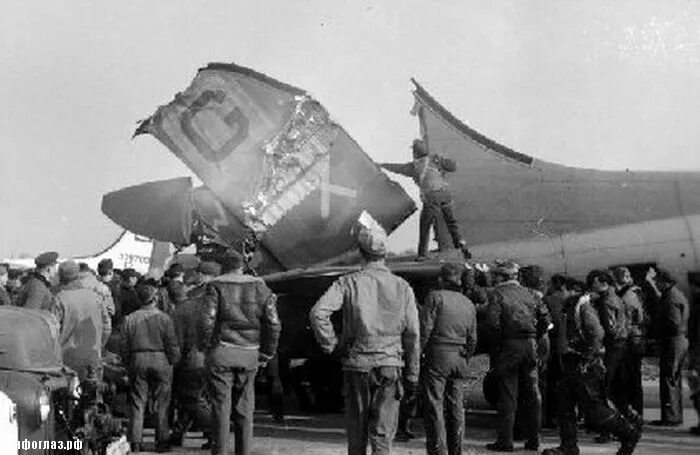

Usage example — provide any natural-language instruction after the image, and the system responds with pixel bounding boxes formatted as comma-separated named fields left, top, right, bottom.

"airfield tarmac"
left=137, top=388, right=700, bottom=455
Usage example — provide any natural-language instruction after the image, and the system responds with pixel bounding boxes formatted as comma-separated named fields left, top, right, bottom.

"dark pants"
left=207, top=345, right=258, bottom=455
left=604, top=340, right=629, bottom=416
left=544, top=351, right=561, bottom=427
left=344, top=367, right=401, bottom=455
left=556, top=355, right=639, bottom=452
left=128, top=352, right=173, bottom=446
left=422, top=346, right=469, bottom=455
left=659, top=336, right=688, bottom=424
left=493, top=339, right=541, bottom=446
left=418, top=189, right=463, bottom=256
left=625, top=337, right=645, bottom=417
left=173, top=366, right=212, bottom=438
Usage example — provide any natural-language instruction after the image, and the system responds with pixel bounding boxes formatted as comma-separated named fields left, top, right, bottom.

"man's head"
left=58, top=260, right=80, bottom=285
left=97, top=259, right=114, bottom=281
left=549, top=273, right=569, bottom=293
left=34, top=251, right=59, bottom=281
left=221, top=250, right=245, bottom=274
left=356, top=219, right=388, bottom=262
left=653, top=268, right=676, bottom=292
left=0, top=263, right=8, bottom=287
left=586, top=269, right=615, bottom=293
left=519, top=265, right=545, bottom=292
left=198, top=261, right=222, bottom=284
left=165, top=263, right=185, bottom=283
left=612, top=266, right=633, bottom=288
left=412, top=139, right=428, bottom=159
left=136, top=278, right=159, bottom=305
left=440, top=263, right=463, bottom=288
left=491, top=259, right=519, bottom=284
left=122, top=268, right=139, bottom=287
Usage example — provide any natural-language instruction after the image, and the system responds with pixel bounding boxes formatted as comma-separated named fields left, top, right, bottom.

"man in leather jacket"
left=541, top=277, right=642, bottom=455
left=198, top=251, right=281, bottom=455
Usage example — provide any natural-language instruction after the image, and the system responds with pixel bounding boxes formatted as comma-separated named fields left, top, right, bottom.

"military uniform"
left=199, top=271, right=281, bottom=455
left=17, top=252, right=58, bottom=311
left=310, top=260, right=419, bottom=455
left=619, top=284, right=646, bottom=416
left=381, top=140, right=465, bottom=257
left=484, top=278, right=550, bottom=451
left=593, top=287, right=630, bottom=421
left=420, top=282, right=477, bottom=455
left=689, top=284, right=700, bottom=433
left=543, top=289, right=567, bottom=427
left=542, top=294, right=641, bottom=455
left=656, top=286, right=690, bottom=424
left=54, top=277, right=111, bottom=381
left=120, top=294, right=181, bottom=451
left=171, top=284, right=213, bottom=445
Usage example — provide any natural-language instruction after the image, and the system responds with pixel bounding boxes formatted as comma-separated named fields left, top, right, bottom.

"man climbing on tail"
left=381, top=139, right=470, bottom=260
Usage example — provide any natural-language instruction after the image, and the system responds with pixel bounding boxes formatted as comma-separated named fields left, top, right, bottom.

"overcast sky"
left=2, top=0, right=700, bottom=258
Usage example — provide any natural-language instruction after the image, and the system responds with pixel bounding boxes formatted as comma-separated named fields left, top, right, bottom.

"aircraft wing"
left=127, top=63, right=415, bottom=271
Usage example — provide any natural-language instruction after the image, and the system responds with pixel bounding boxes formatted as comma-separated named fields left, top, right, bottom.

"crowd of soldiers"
left=1, top=219, right=699, bottom=455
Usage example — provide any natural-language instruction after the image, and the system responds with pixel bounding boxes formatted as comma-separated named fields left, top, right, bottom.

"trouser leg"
left=153, top=363, right=173, bottom=446
left=690, top=366, right=700, bottom=419
left=627, top=338, right=644, bottom=417
left=445, top=378, right=465, bottom=455
left=423, top=370, right=447, bottom=455
left=128, top=367, right=149, bottom=445
left=418, top=202, right=438, bottom=257
left=438, top=198, right=463, bottom=248
left=556, top=368, right=579, bottom=452
left=604, top=341, right=628, bottom=415
left=231, top=369, right=256, bottom=455
left=496, top=371, right=518, bottom=446
left=368, top=367, right=400, bottom=455
left=576, top=356, right=641, bottom=452
left=520, top=362, right=541, bottom=443
left=345, top=371, right=370, bottom=455
left=660, top=336, right=688, bottom=423
left=544, top=354, right=561, bottom=427
left=208, top=363, right=233, bottom=455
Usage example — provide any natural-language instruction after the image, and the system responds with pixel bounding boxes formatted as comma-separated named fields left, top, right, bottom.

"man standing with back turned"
left=310, top=216, right=420, bottom=455
left=199, top=252, right=281, bottom=455
left=484, top=260, right=550, bottom=452
left=421, top=263, right=477, bottom=455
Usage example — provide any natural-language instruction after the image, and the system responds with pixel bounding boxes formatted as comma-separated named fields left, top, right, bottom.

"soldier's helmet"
left=492, top=259, right=520, bottom=277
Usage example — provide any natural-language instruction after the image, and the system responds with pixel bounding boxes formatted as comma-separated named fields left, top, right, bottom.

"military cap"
left=198, top=261, right=222, bottom=277
left=122, top=268, right=139, bottom=280
left=357, top=224, right=387, bottom=256
left=492, top=259, right=519, bottom=276
left=35, top=251, right=59, bottom=268
left=58, top=260, right=80, bottom=282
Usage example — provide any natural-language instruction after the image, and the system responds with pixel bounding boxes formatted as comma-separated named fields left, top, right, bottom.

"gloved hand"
left=403, top=380, right=418, bottom=403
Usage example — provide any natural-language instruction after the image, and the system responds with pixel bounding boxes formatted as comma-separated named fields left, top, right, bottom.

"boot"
left=541, top=447, right=579, bottom=455
left=610, top=408, right=641, bottom=455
